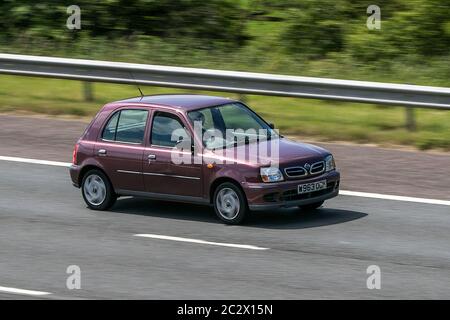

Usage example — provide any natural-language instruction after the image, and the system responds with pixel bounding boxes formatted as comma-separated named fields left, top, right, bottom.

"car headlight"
left=260, top=167, right=284, bottom=183
left=325, top=155, right=336, bottom=172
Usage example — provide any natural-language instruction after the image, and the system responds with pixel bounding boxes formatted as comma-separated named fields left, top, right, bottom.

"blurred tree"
left=346, top=0, right=450, bottom=61
left=0, top=0, right=248, bottom=48
left=281, top=0, right=345, bottom=58
left=339, top=0, right=407, bottom=20
left=0, top=0, right=448, bottom=65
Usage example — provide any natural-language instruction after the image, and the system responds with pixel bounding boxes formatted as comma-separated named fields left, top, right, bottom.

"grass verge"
left=0, top=75, right=449, bottom=151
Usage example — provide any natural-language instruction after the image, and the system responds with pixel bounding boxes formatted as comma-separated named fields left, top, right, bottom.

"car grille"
left=284, top=167, right=308, bottom=177
left=310, top=161, right=325, bottom=174
left=284, top=160, right=325, bottom=178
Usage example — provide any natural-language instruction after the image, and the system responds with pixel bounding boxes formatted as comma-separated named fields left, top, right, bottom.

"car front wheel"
left=213, top=182, right=248, bottom=225
left=81, top=169, right=116, bottom=210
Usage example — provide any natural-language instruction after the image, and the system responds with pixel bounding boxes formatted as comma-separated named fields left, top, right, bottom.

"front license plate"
left=298, top=180, right=327, bottom=194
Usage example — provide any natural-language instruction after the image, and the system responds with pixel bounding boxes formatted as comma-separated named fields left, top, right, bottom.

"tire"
left=81, top=169, right=116, bottom=210
left=299, top=200, right=324, bottom=212
left=213, top=182, right=248, bottom=225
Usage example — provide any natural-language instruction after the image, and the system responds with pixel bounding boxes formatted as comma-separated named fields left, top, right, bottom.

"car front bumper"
left=243, top=170, right=340, bottom=211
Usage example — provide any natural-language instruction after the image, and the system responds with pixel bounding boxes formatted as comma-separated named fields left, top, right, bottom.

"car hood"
left=206, top=137, right=330, bottom=167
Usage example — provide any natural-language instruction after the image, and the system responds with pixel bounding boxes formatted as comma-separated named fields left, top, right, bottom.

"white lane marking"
left=134, top=234, right=269, bottom=250
left=0, top=285, right=51, bottom=296
left=340, top=190, right=450, bottom=206
left=0, top=156, right=71, bottom=167
left=0, top=155, right=449, bottom=206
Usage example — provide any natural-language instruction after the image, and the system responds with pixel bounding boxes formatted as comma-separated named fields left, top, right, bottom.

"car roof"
left=112, top=94, right=237, bottom=111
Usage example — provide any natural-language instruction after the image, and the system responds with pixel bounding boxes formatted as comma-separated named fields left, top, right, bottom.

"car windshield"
left=188, top=102, right=278, bottom=150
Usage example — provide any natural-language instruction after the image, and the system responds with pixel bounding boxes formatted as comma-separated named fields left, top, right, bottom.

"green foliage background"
left=0, top=0, right=448, bottom=85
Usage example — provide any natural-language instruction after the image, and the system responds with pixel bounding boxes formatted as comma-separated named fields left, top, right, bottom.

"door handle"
left=98, top=149, right=107, bottom=156
left=148, top=154, right=156, bottom=160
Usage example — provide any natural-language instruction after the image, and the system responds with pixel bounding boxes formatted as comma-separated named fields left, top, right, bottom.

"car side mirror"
left=269, top=123, right=275, bottom=129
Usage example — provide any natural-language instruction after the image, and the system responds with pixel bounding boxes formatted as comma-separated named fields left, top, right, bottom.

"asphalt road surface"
left=1, top=160, right=449, bottom=299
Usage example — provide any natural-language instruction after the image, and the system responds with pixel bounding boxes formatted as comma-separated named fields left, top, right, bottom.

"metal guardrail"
left=0, top=53, right=449, bottom=109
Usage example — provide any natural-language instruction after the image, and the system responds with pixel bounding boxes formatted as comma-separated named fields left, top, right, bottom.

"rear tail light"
left=72, top=144, right=79, bottom=165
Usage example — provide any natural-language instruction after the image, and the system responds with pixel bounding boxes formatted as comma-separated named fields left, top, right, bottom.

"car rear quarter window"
left=102, top=111, right=120, bottom=141
left=102, top=109, right=148, bottom=144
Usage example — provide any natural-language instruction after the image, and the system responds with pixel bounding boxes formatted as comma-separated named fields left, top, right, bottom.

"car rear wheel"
left=81, top=169, right=116, bottom=210
left=299, top=200, right=324, bottom=212
left=213, top=182, right=248, bottom=225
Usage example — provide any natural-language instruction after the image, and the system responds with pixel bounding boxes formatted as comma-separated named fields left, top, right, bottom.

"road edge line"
left=0, top=285, right=51, bottom=296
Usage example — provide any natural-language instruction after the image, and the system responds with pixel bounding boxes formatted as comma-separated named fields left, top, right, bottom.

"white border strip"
left=0, top=285, right=51, bottom=296
left=0, top=155, right=449, bottom=206
left=340, top=190, right=450, bottom=206
left=134, top=234, right=269, bottom=250
left=0, top=156, right=71, bottom=167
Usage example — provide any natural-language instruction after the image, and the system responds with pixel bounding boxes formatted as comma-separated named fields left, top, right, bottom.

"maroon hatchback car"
left=70, top=94, right=340, bottom=224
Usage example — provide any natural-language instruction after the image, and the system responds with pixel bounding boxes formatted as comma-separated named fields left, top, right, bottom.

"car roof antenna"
left=129, top=71, right=145, bottom=101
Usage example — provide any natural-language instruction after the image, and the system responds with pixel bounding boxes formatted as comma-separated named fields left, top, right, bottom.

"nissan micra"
left=70, top=95, right=340, bottom=224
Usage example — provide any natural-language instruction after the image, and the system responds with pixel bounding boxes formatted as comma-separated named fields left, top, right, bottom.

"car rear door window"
left=102, top=109, right=148, bottom=144
left=151, top=112, right=189, bottom=148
